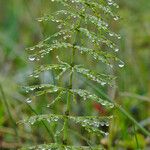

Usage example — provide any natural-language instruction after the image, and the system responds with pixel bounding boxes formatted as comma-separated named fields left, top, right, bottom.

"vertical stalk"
left=63, top=43, right=76, bottom=145
left=63, top=19, right=81, bottom=144
left=133, top=124, right=140, bottom=149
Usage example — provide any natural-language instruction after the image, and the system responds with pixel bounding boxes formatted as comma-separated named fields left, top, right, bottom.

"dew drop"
left=38, top=18, right=42, bottom=22
left=30, top=87, right=35, bottom=91
left=110, top=64, right=113, bottom=68
left=114, top=16, right=119, bottom=21
left=108, top=2, right=113, bottom=5
left=54, top=118, right=58, bottom=121
left=105, top=122, right=109, bottom=127
left=58, top=25, right=62, bottom=29
left=109, top=33, right=114, bottom=37
left=105, top=132, right=109, bottom=136
left=29, top=56, right=35, bottom=61
left=46, top=105, right=50, bottom=108
left=47, top=119, right=51, bottom=123
left=118, top=60, right=125, bottom=68
left=26, top=98, right=32, bottom=104
left=116, top=5, right=119, bottom=9
left=25, top=89, right=29, bottom=93
left=101, top=82, right=106, bottom=86
left=100, top=122, right=105, bottom=126
left=115, top=48, right=119, bottom=52
left=29, top=47, right=35, bottom=51
left=53, top=87, right=58, bottom=92
left=34, top=75, right=39, bottom=78
left=109, top=104, right=114, bottom=108
left=118, top=35, right=121, bottom=39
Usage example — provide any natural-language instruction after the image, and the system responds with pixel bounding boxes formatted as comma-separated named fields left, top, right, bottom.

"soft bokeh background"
left=0, top=0, right=150, bottom=149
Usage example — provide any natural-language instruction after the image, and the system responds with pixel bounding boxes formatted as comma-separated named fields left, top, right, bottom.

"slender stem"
left=85, top=80, right=150, bottom=137
left=63, top=19, right=81, bottom=144
left=119, top=92, right=150, bottom=102
left=115, top=103, right=150, bottom=137
left=63, top=46, right=75, bottom=144
left=133, top=124, right=140, bottom=149
left=69, top=128, right=94, bottom=150
left=0, top=84, right=19, bottom=141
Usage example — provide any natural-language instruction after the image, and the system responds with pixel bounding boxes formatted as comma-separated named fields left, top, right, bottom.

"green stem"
left=63, top=47, right=75, bottom=145
left=85, top=80, right=150, bottom=137
left=133, top=124, right=140, bottom=149
left=0, top=84, right=19, bottom=141
left=69, top=128, right=94, bottom=150
left=63, top=88, right=72, bottom=144
left=115, top=103, right=150, bottom=137
left=63, top=19, right=81, bottom=144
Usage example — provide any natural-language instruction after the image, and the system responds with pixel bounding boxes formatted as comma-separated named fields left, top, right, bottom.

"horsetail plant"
left=20, top=0, right=124, bottom=149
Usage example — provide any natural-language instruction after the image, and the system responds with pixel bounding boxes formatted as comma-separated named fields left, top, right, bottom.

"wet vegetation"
left=0, top=0, right=150, bottom=149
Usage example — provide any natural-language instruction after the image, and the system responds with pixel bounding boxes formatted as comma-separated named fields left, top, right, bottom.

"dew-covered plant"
left=20, top=0, right=124, bottom=149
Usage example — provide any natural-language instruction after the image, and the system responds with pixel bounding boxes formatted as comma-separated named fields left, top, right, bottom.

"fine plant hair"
left=20, top=0, right=124, bottom=149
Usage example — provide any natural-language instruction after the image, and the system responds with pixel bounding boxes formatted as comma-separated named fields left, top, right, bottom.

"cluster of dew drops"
left=27, top=0, right=124, bottom=104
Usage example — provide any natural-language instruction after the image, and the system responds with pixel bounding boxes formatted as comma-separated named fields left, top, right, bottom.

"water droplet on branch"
left=26, top=98, right=32, bottom=104
left=29, top=56, right=35, bottom=61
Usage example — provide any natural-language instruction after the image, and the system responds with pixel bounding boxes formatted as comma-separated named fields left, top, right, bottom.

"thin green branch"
left=69, top=129, right=94, bottom=150
left=119, top=92, right=150, bottom=102
left=63, top=15, right=82, bottom=144
left=25, top=103, right=55, bottom=142
left=133, top=124, right=140, bottom=149
left=0, top=84, right=19, bottom=141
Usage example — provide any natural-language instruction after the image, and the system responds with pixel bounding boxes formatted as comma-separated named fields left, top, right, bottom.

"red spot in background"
left=94, top=102, right=107, bottom=115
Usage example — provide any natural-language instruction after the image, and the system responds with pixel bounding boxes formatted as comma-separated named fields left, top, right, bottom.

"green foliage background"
left=0, top=0, right=150, bottom=149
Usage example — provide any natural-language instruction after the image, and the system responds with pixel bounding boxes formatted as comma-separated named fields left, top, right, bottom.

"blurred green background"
left=0, top=0, right=150, bottom=149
